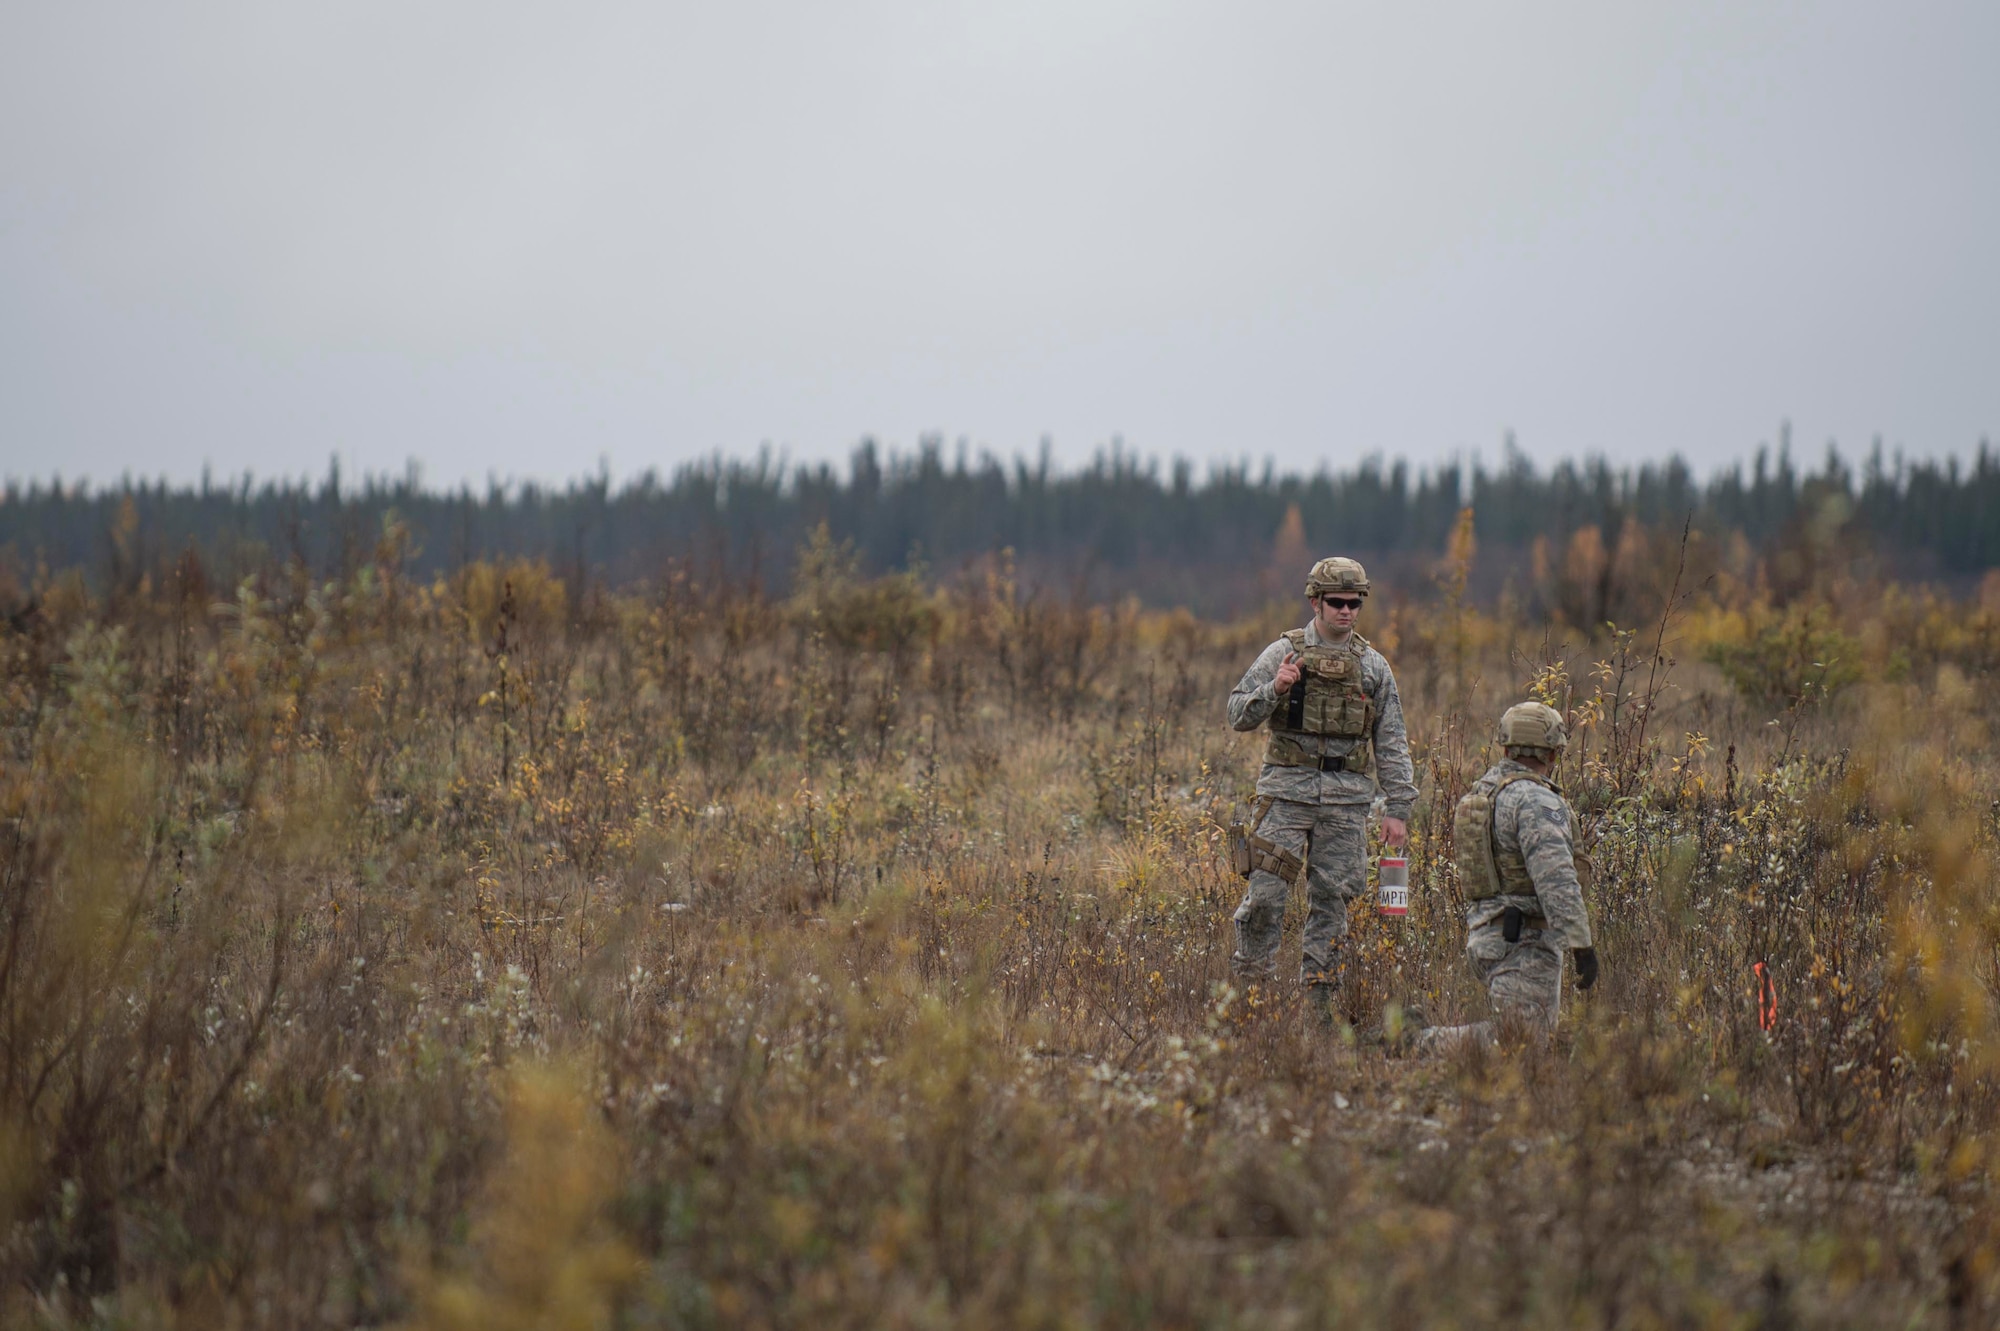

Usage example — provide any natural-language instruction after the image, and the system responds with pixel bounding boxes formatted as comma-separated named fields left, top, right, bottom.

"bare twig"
left=1624, top=514, right=1692, bottom=795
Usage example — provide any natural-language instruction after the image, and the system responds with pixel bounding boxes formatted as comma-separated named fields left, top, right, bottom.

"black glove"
left=1572, top=947, right=1599, bottom=991
left=1500, top=906, right=1523, bottom=943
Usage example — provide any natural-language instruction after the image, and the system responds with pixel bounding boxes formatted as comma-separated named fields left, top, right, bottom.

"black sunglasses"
left=1320, top=596, right=1363, bottom=610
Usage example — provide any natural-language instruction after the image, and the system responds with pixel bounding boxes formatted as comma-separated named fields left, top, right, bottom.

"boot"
left=1354, top=999, right=1430, bottom=1054
left=1379, top=1000, right=1429, bottom=1056
left=1307, top=982, right=1339, bottom=1029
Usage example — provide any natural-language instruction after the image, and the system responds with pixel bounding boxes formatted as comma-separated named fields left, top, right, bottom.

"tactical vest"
left=1453, top=769, right=1551, bottom=902
left=1265, top=629, right=1375, bottom=773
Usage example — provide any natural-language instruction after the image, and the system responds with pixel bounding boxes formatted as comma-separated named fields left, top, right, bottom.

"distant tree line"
left=2, top=431, right=1995, bottom=608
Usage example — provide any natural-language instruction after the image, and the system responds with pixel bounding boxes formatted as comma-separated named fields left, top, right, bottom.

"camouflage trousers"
left=1467, top=919, right=1565, bottom=1029
left=1415, top=923, right=1565, bottom=1052
left=1230, top=799, right=1369, bottom=986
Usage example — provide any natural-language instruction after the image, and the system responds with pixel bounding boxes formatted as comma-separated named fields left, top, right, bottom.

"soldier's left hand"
left=1380, top=816, right=1407, bottom=848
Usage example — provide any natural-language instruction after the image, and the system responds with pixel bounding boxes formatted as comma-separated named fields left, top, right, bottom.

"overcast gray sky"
left=2, top=1, right=1994, bottom=489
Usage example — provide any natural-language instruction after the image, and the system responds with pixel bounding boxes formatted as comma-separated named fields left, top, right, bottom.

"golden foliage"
left=408, top=1064, right=638, bottom=1331
left=0, top=522, right=1996, bottom=1326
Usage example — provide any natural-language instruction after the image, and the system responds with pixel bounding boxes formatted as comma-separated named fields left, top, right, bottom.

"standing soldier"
left=1227, top=557, right=1418, bottom=1019
left=1443, top=701, right=1599, bottom=1038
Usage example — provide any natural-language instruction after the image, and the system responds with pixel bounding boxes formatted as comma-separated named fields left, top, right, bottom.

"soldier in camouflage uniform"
left=1227, top=557, right=1418, bottom=1014
left=1430, top=702, right=1599, bottom=1042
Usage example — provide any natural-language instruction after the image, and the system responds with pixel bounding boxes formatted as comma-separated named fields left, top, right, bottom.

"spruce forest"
left=7, top=433, right=1998, bottom=610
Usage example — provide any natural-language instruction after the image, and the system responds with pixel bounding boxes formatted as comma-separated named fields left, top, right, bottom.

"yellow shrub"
left=407, top=1064, right=638, bottom=1331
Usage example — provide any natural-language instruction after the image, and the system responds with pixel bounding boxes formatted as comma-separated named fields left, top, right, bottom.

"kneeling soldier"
left=1226, top=557, right=1417, bottom=1017
left=1446, top=701, right=1598, bottom=1035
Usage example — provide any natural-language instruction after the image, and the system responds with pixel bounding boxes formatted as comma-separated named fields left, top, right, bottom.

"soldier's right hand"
left=1572, top=947, right=1599, bottom=991
left=1273, top=652, right=1301, bottom=693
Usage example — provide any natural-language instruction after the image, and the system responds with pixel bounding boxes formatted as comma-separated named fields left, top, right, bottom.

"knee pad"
left=1233, top=900, right=1277, bottom=926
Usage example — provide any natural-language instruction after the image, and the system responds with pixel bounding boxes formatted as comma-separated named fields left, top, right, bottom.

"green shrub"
left=1706, top=603, right=1862, bottom=709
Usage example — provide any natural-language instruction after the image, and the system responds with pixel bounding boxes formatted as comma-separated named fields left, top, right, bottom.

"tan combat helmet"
left=1305, top=556, right=1370, bottom=598
left=1497, top=701, right=1567, bottom=755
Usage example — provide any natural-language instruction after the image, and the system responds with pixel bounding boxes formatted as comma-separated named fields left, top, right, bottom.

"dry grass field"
left=4, top=515, right=2000, bottom=1327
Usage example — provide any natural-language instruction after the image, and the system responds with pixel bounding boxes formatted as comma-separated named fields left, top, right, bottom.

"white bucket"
left=1378, top=856, right=1409, bottom=916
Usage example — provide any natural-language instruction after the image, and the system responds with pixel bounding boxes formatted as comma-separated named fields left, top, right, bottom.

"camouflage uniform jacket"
left=1466, top=758, right=1594, bottom=949
left=1227, top=621, right=1418, bottom=819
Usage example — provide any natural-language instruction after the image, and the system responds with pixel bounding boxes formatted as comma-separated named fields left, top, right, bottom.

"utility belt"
left=1495, top=905, right=1550, bottom=943
left=1264, top=736, right=1373, bottom=773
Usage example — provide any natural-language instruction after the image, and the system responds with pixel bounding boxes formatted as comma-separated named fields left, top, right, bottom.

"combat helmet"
left=1497, top=701, right=1567, bottom=755
left=1305, top=556, right=1370, bottom=598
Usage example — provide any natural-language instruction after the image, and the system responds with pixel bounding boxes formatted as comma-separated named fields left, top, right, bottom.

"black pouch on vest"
left=1501, top=906, right=1524, bottom=944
